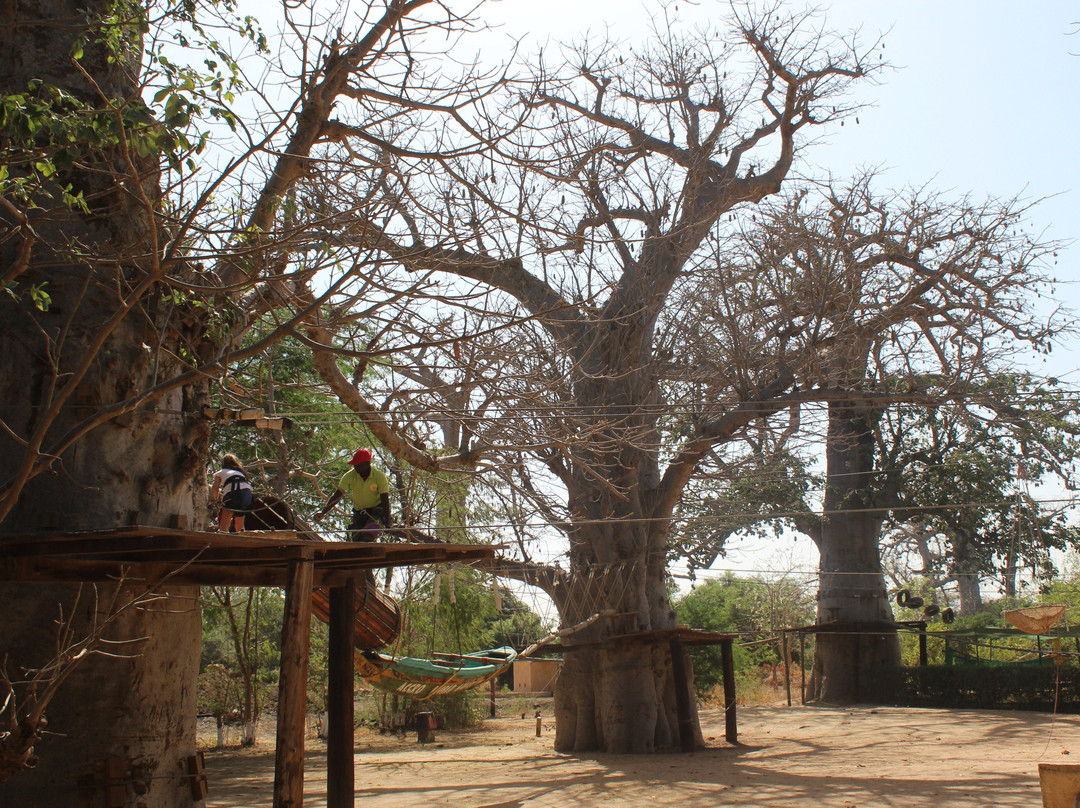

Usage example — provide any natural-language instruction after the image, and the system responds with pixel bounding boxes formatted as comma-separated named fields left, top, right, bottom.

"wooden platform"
left=1, top=523, right=499, bottom=808
left=0, top=525, right=498, bottom=587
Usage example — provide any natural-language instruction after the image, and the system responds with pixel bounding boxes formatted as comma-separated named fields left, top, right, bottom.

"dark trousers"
left=347, top=509, right=383, bottom=541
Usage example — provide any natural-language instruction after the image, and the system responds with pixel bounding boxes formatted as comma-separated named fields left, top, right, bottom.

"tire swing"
left=895, top=588, right=926, bottom=611
left=941, top=607, right=955, bottom=624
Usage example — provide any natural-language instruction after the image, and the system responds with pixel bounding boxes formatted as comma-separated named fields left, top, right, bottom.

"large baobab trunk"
left=0, top=2, right=207, bottom=803
left=810, top=402, right=900, bottom=704
left=551, top=387, right=702, bottom=753
left=552, top=527, right=699, bottom=753
left=953, top=546, right=985, bottom=617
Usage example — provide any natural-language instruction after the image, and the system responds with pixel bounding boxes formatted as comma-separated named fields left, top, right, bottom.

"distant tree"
left=674, top=573, right=814, bottom=697
left=209, top=324, right=368, bottom=528
left=881, top=380, right=1080, bottom=615
left=200, top=586, right=285, bottom=746
left=196, top=664, right=238, bottom=749
left=486, top=588, right=550, bottom=650
left=669, top=449, right=815, bottom=576
left=726, top=176, right=1072, bottom=703
left=372, top=565, right=505, bottom=728
left=1039, top=551, right=1080, bottom=625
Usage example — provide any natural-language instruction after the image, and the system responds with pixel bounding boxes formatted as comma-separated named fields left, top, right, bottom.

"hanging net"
left=1002, top=605, right=1066, bottom=635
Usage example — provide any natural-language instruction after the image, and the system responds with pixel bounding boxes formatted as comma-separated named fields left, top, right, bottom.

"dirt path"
left=203, top=705, right=1079, bottom=807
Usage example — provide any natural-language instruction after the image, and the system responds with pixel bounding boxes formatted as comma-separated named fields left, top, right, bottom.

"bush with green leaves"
left=674, top=573, right=814, bottom=699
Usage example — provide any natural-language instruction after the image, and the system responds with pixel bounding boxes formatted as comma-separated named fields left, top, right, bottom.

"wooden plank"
left=0, top=535, right=197, bottom=557
left=0, top=526, right=297, bottom=547
left=310, top=544, right=494, bottom=567
left=0, top=551, right=489, bottom=588
left=229, top=530, right=299, bottom=541
left=782, top=633, right=792, bottom=707
left=0, top=557, right=293, bottom=587
left=1, top=538, right=378, bottom=565
left=0, top=528, right=496, bottom=589
left=326, top=585, right=356, bottom=808
left=609, top=627, right=738, bottom=645
left=0, top=525, right=163, bottom=541
left=0, top=524, right=210, bottom=543
left=334, top=546, right=493, bottom=567
left=63, top=545, right=360, bottom=565
left=274, top=553, right=314, bottom=808
left=0, top=557, right=376, bottom=588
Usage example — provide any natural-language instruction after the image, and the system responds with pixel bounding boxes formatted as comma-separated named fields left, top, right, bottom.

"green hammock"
left=354, top=646, right=517, bottom=700
left=350, top=612, right=596, bottom=700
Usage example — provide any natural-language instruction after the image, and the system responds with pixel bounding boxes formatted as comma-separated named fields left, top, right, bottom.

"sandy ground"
left=202, top=704, right=1080, bottom=807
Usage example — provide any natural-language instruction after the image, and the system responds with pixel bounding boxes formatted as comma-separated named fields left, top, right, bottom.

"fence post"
left=721, top=639, right=738, bottom=744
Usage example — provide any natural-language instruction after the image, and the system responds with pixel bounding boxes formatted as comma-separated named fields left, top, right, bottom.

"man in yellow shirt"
left=314, top=448, right=394, bottom=540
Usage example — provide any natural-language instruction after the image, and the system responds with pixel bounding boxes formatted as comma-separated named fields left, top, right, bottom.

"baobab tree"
left=714, top=176, right=1073, bottom=702
left=0, top=0, right=496, bottom=800
left=302, top=3, right=877, bottom=751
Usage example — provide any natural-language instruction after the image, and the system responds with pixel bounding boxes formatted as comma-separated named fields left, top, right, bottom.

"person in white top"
left=210, top=453, right=253, bottom=532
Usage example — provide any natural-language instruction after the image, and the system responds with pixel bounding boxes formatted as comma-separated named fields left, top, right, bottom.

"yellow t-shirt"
left=339, top=467, right=390, bottom=510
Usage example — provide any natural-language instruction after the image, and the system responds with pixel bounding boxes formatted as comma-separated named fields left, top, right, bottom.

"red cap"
left=349, top=449, right=372, bottom=465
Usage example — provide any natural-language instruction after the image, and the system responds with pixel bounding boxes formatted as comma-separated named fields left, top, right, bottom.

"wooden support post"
left=104, top=756, right=126, bottom=808
left=489, top=678, right=497, bottom=719
left=327, top=583, right=357, bottom=808
left=720, top=638, right=738, bottom=745
left=782, top=633, right=792, bottom=706
left=800, top=632, right=806, bottom=705
left=273, top=553, right=314, bottom=808
left=416, top=712, right=435, bottom=743
left=854, top=633, right=861, bottom=702
left=186, top=752, right=209, bottom=801
left=669, top=638, right=696, bottom=752
left=918, top=621, right=928, bottom=667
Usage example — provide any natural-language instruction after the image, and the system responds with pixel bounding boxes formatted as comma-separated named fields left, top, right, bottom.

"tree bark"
left=809, top=402, right=900, bottom=704
left=955, top=571, right=983, bottom=616
left=0, top=2, right=206, bottom=803
left=553, top=586, right=700, bottom=753
left=550, top=365, right=704, bottom=752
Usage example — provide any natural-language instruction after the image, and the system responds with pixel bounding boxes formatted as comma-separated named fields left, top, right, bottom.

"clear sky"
left=479, top=1, right=1080, bottom=594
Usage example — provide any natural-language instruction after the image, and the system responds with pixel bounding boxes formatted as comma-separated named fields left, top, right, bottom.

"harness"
left=221, top=470, right=252, bottom=513
left=224, top=470, right=247, bottom=494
